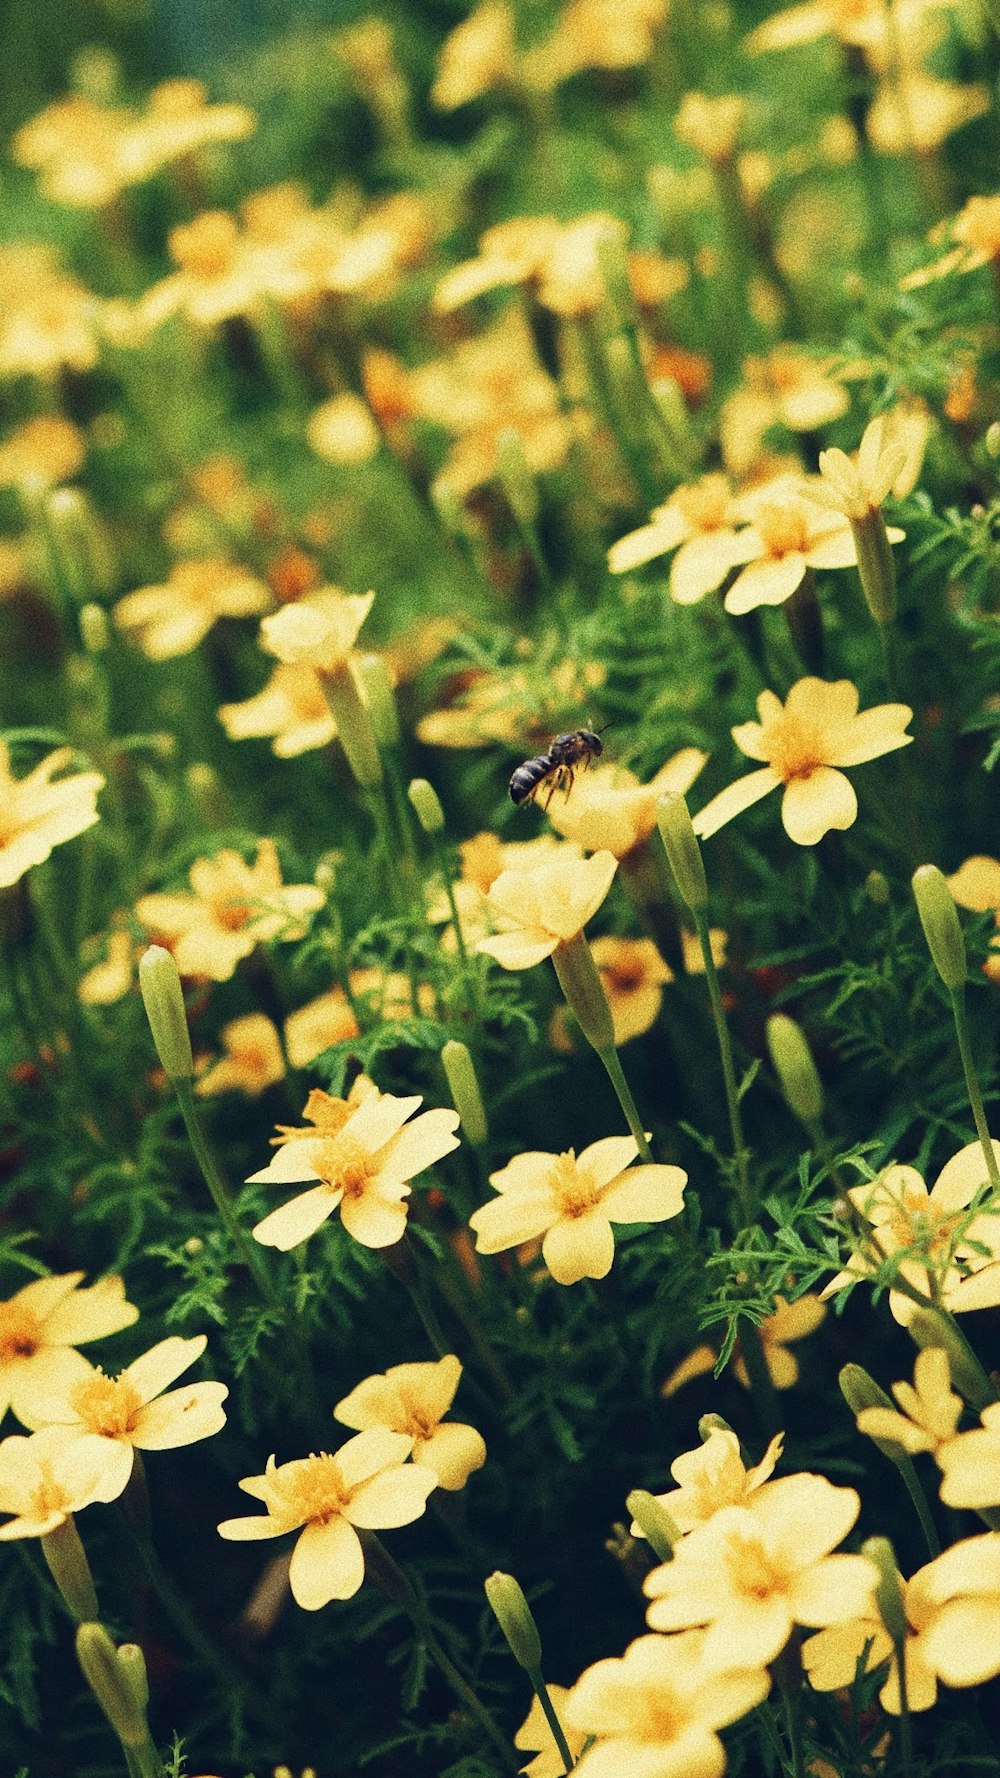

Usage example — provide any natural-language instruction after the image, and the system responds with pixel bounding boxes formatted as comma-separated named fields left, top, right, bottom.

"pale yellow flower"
left=635, top=1428, right=784, bottom=1538
left=218, top=1430, right=437, bottom=1609
left=469, top=1136, right=687, bottom=1285
left=564, top=1632, right=770, bottom=1778
left=936, top=1402, right=1000, bottom=1508
left=115, top=558, right=272, bottom=660
left=803, top=1564, right=940, bottom=1714
left=196, top=1015, right=286, bottom=1099
left=746, top=0, right=950, bottom=64
left=867, top=73, right=989, bottom=156
left=433, top=213, right=633, bottom=319
left=249, top=1089, right=460, bottom=1251
left=721, top=480, right=874, bottom=616
left=608, top=475, right=746, bottom=603
left=20, top=1334, right=227, bottom=1501
left=135, top=838, right=324, bottom=982
left=416, top=656, right=606, bottom=751
left=740, top=346, right=851, bottom=435
left=0, top=243, right=99, bottom=379
left=0, top=1425, right=113, bottom=1538
left=0, top=416, right=85, bottom=493
left=856, top=1348, right=963, bottom=1457
left=948, top=855, right=1000, bottom=981
left=546, top=751, right=708, bottom=858
left=260, top=589, right=374, bottom=677
left=1, top=1273, right=137, bottom=1428
left=307, top=394, right=381, bottom=466
left=135, top=210, right=305, bottom=333
left=477, top=849, right=618, bottom=970
left=78, top=927, right=136, bottom=1006
left=675, top=93, right=747, bottom=166
left=814, top=412, right=925, bottom=519
left=130, top=78, right=255, bottom=171
left=283, top=990, right=360, bottom=1070
left=334, top=1355, right=486, bottom=1491
left=0, top=742, right=104, bottom=890
left=431, top=2, right=517, bottom=110
left=565, top=935, right=673, bottom=1047
left=912, top=1534, right=1000, bottom=1689
left=692, top=678, right=913, bottom=846
left=523, top=0, right=668, bottom=88
left=515, top=1685, right=587, bottom=1778
left=644, top=1472, right=875, bottom=1666
left=903, top=193, right=1000, bottom=289
left=218, top=663, right=337, bottom=758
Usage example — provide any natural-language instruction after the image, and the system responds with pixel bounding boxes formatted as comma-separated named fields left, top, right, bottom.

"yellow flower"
left=1, top=1273, right=137, bottom=1429
left=524, top=0, right=668, bottom=87
left=469, top=1136, right=687, bottom=1284
left=745, top=0, right=947, bottom=62
left=635, top=1428, right=784, bottom=1538
left=19, top=1334, right=227, bottom=1501
left=196, top=1014, right=286, bottom=1099
left=78, top=927, right=136, bottom=1006
left=218, top=663, right=337, bottom=758
left=735, top=1293, right=827, bottom=1389
left=0, top=416, right=85, bottom=493
left=802, top=1565, right=940, bottom=1714
left=722, top=482, right=872, bottom=617
left=675, top=92, right=747, bottom=166
left=416, top=656, right=606, bottom=751
left=720, top=351, right=850, bottom=478
left=822, top=1139, right=1000, bottom=1322
left=546, top=752, right=708, bottom=858
left=0, top=743, right=104, bottom=890
left=218, top=1430, right=437, bottom=1609
left=431, top=2, right=517, bottom=110
left=307, top=394, right=381, bottom=466
left=867, top=73, right=989, bottom=157
left=260, top=589, right=374, bottom=677
left=515, top=1685, right=588, bottom=1778
left=644, top=1472, right=875, bottom=1666
left=692, top=678, right=913, bottom=847
left=913, top=1534, right=1000, bottom=1689
left=130, top=78, right=255, bottom=171
left=855, top=1348, right=963, bottom=1458
left=558, top=936, right=673, bottom=1047
left=814, top=412, right=924, bottom=519
left=608, top=475, right=746, bottom=603
left=334, top=1355, right=486, bottom=1491
left=283, top=989, right=360, bottom=1070
left=564, top=1632, right=770, bottom=1778
left=0, top=243, right=99, bottom=379
left=248, top=1088, right=461, bottom=1251
left=936, top=1402, right=1000, bottom=1509
left=114, top=558, right=272, bottom=660
left=948, top=855, right=1000, bottom=981
left=0, top=1425, right=113, bottom=1539
left=135, top=210, right=304, bottom=333
left=477, top=849, right=618, bottom=970
left=903, top=193, right=1000, bottom=289
left=135, top=838, right=324, bottom=982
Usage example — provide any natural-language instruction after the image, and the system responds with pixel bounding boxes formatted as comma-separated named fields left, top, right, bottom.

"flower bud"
left=41, top=1518, right=98, bottom=1621
left=861, top=1536, right=908, bottom=1644
left=851, top=508, right=897, bottom=626
left=115, top=1643, right=150, bottom=1716
left=626, top=1489, right=679, bottom=1562
left=79, top=602, right=111, bottom=655
left=356, top=653, right=400, bottom=748
left=595, top=230, right=636, bottom=327
left=495, top=428, right=539, bottom=529
left=907, top=1309, right=996, bottom=1413
left=76, top=1623, right=147, bottom=1748
left=185, top=762, right=231, bottom=828
left=441, top=1039, right=488, bottom=1147
left=865, top=869, right=890, bottom=906
left=322, top=663, right=383, bottom=787
left=139, top=945, right=194, bottom=1083
left=551, top=931, right=615, bottom=1054
left=766, top=1013, right=823, bottom=1126
left=484, top=1572, right=542, bottom=1673
left=839, top=1363, right=906, bottom=1462
left=657, top=794, right=708, bottom=912
left=912, top=865, right=966, bottom=990
left=698, top=1412, right=735, bottom=1441
left=408, top=777, right=445, bottom=835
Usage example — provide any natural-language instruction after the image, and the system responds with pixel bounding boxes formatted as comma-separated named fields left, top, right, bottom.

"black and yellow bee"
left=509, top=728, right=604, bottom=808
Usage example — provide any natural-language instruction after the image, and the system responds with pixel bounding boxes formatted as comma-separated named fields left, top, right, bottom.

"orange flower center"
left=760, top=710, right=825, bottom=784
left=675, top=474, right=731, bottom=533
left=276, top=1453, right=352, bottom=1524
left=27, top=1465, right=71, bottom=1521
left=754, top=502, right=811, bottom=558
left=548, top=1150, right=601, bottom=1218
left=604, top=956, right=646, bottom=993
left=641, top=1688, right=685, bottom=1742
left=0, top=1302, right=42, bottom=1361
left=319, top=1133, right=377, bottom=1199
left=726, top=1532, right=786, bottom=1601
left=172, top=214, right=241, bottom=280
left=69, top=1371, right=143, bottom=1438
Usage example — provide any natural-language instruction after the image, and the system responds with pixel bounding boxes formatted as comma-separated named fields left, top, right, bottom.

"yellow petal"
left=541, top=1212, right=615, bottom=1283
left=253, top=1185, right=340, bottom=1250
left=692, top=768, right=780, bottom=839
left=780, top=767, right=856, bottom=845
left=290, top=1517, right=365, bottom=1607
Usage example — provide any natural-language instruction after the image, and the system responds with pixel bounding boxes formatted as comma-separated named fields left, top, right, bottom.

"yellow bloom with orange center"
left=635, top=1428, right=784, bottom=1539
left=721, top=481, right=873, bottom=616
left=0, top=1425, right=114, bottom=1539
left=1, top=1273, right=137, bottom=1429
left=692, top=678, right=913, bottom=847
left=822, top=1139, right=1000, bottom=1322
left=259, top=589, right=374, bottom=678
left=469, top=1136, right=687, bottom=1285
left=936, top=1402, right=1000, bottom=1509
left=114, top=558, right=272, bottom=660
left=948, top=855, right=1000, bottom=981
left=552, top=935, right=673, bottom=1048
left=803, top=1564, right=940, bottom=1714
left=248, top=1088, right=461, bottom=1251
left=644, top=1472, right=875, bottom=1666
left=546, top=752, right=708, bottom=858
left=283, top=989, right=360, bottom=1070
left=218, top=1430, right=437, bottom=1609
left=903, top=193, right=1000, bottom=289
left=564, top=1632, right=770, bottom=1778
left=135, top=838, right=324, bottom=982
left=334, top=1355, right=486, bottom=1491
left=608, top=474, right=746, bottom=604
left=218, top=663, right=337, bottom=757
left=0, top=742, right=104, bottom=890
left=196, top=1014, right=286, bottom=1099
left=0, top=243, right=99, bottom=379
left=515, top=1685, right=588, bottom=1778
left=0, top=415, right=85, bottom=493
left=855, top=1348, right=963, bottom=1458
left=477, top=849, right=618, bottom=970
left=134, top=209, right=306, bottom=334
left=18, top=1334, right=227, bottom=1501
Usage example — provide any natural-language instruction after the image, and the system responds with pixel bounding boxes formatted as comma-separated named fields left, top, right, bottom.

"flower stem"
left=174, top=1080, right=281, bottom=1310
left=948, top=987, right=1000, bottom=1192
left=527, top=1666, right=576, bottom=1773
left=694, top=909, right=753, bottom=1226
left=894, top=1635, right=915, bottom=1778
left=595, top=1044, right=654, bottom=1163
left=773, top=1639, right=806, bottom=1778
left=42, top=1516, right=99, bottom=1621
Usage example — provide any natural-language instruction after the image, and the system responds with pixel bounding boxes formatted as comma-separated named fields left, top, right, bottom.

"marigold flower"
left=721, top=482, right=874, bottom=617
left=822, top=1139, right=1000, bottom=1322
left=675, top=92, right=747, bottom=166
left=0, top=742, right=105, bottom=890
left=552, top=936, right=674, bottom=1048
left=1, top=1273, right=137, bottom=1429
left=196, top=1015, right=286, bottom=1099
left=134, top=209, right=305, bottom=333
left=78, top=927, right=136, bottom=1006
left=469, top=1136, right=687, bottom=1285
left=936, top=1402, right=1000, bottom=1508
left=645, top=1473, right=875, bottom=1666
left=218, top=1430, right=437, bottom=1609
left=283, top=989, right=360, bottom=1069
left=855, top=1348, right=963, bottom=1458
left=913, top=1534, right=1000, bottom=1688
left=248, top=1088, right=460, bottom=1251
left=867, top=73, right=989, bottom=157
left=334, top=1355, right=486, bottom=1491
left=524, top=0, right=668, bottom=87
left=0, top=243, right=99, bottom=379
left=0, top=416, right=85, bottom=493
left=636, top=1428, right=784, bottom=1538
left=692, top=678, right=913, bottom=847
left=0, top=1425, right=113, bottom=1538
left=260, top=589, right=374, bottom=677
left=431, top=2, right=517, bottom=110
left=802, top=1565, right=940, bottom=1714
left=307, top=394, right=381, bottom=466
left=19, top=1334, right=227, bottom=1501
left=948, top=855, right=1000, bottom=981
left=813, top=414, right=921, bottom=520
left=477, top=849, right=618, bottom=970
left=515, top=1685, right=587, bottom=1778
left=737, top=1294, right=826, bottom=1389
left=218, top=663, right=337, bottom=758
left=608, top=475, right=746, bottom=603
left=114, top=558, right=272, bottom=660
left=136, top=839, right=324, bottom=983
left=564, top=1631, right=770, bottom=1778
left=903, top=193, right=1000, bottom=289
left=546, top=752, right=708, bottom=858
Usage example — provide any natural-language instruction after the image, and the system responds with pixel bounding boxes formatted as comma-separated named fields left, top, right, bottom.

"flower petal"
left=579, top=1135, right=641, bottom=1191
left=124, top=1336, right=206, bottom=1406
left=133, top=1382, right=228, bottom=1451
left=289, top=1517, right=365, bottom=1607
left=469, top=1190, right=557, bottom=1252
left=253, top=1185, right=340, bottom=1250
left=780, top=767, right=856, bottom=845
left=346, top=1461, right=437, bottom=1528
left=378, top=1107, right=461, bottom=1181
left=820, top=705, right=913, bottom=766
left=670, top=531, right=743, bottom=603
left=692, top=769, right=780, bottom=839
left=542, top=1212, right=615, bottom=1284
left=417, top=1422, right=487, bottom=1490
left=600, top=1164, right=688, bottom=1224
left=477, top=931, right=558, bottom=970
left=339, top=1182, right=411, bottom=1248
left=724, top=554, right=806, bottom=615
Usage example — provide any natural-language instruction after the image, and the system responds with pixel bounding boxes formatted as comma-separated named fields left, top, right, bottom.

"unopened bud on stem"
left=408, top=777, right=445, bottom=835
left=484, top=1572, right=542, bottom=1672
left=139, top=946, right=193, bottom=1083
left=657, top=794, right=708, bottom=912
left=626, top=1490, right=678, bottom=1562
left=912, top=865, right=966, bottom=990
left=441, top=1040, right=488, bottom=1147
left=766, top=1013, right=823, bottom=1126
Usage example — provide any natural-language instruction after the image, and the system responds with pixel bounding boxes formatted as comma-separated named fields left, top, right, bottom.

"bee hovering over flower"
left=509, top=727, right=604, bottom=809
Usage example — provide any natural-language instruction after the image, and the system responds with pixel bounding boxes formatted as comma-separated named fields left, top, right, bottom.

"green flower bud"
left=861, top=1536, right=908, bottom=1644
left=495, top=428, right=539, bottom=529
left=41, top=1518, right=98, bottom=1621
left=551, top=931, right=615, bottom=1054
left=408, top=777, right=445, bottom=835
left=595, top=229, right=635, bottom=327
left=626, top=1489, right=679, bottom=1562
left=657, top=793, right=708, bottom=912
left=356, top=653, right=400, bottom=748
left=766, top=1013, right=823, bottom=1126
left=76, top=1623, right=146, bottom=1748
left=441, top=1039, right=488, bottom=1147
left=484, top=1572, right=542, bottom=1672
left=698, top=1412, right=735, bottom=1441
left=139, top=945, right=194, bottom=1083
left=851, top=508, right=897, bottom=626
left=839, top=1363, right=906, bottom=1462
left=865, top=869, right=890, bottom=906
left=79, top=602, right=111, bottom=655
left=116, top=1643, right=150, bottom=1716
left=322, top=663, right=383, bottom=787
left=185, top=762, right=231, bottom=828
left=912, top=865, right=966, bottom=991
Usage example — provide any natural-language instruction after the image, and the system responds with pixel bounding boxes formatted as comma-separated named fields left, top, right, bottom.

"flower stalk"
left=551, top=932, right=653, bottom=1162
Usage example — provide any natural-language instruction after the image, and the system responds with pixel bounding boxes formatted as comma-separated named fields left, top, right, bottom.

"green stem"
left=42, top=1516, right=99, bottom=1621
left=694, top=909, right=753, bottom=1225
left=893, top=1634, right=915, bottom=1778
left=773, top=1639, right=806, bottom=1778
left=595, top=1044, right=654, bottom=1163
left=174, top=1081, right=280, bottom=1310
left=527, top=1666, right=576, bottom=1773
left=949, top=987, right=1000, bottom=1192
left=118, top=1511, right=246, bottom=1698
left=738, top=1318, right=784, bottom=1438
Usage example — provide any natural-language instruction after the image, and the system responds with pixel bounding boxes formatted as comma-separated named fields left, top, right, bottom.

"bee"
left=509, top=728, right=604, bottom=808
